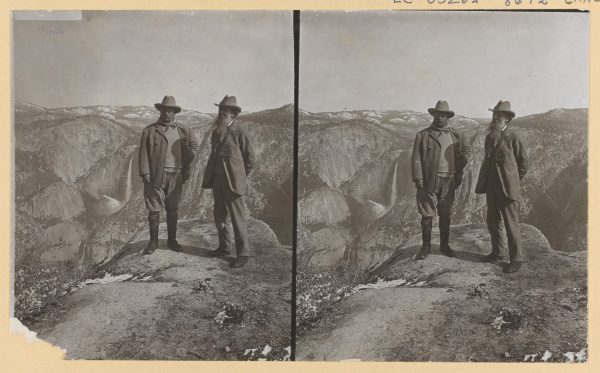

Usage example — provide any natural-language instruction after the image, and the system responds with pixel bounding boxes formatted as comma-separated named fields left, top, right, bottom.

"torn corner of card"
left=9, top=317, right=40, bottom=343
left=13, top=10, right=82, bottom=21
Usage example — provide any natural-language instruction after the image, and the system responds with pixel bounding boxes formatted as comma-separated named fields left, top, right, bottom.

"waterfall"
left=363, top=157, right=401, bottom=221
left=123, top=153, right=134, bottom=202
left=386, top=157, right=400, bottom=208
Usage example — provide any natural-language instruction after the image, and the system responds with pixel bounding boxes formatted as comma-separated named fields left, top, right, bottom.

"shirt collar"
left=159, top=120, right=177, bottom=128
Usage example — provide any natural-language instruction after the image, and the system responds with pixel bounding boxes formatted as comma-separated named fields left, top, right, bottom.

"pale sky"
left=300, top=11, right=589, bottom=117
left=14, top=11, right=293, bottom=112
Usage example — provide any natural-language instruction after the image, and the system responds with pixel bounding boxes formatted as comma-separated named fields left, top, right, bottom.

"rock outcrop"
left=29, top=219, right=291, bottom=360
left=21, top=182, right=86, bottom=222
left=298, top=224, right=587, bottom=362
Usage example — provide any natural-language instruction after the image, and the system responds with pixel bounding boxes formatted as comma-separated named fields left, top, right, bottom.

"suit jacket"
left=202, top=121, right=256, bottom=196
left=411, top=126, right=472, bottom=193
left=138, top=122, right=198, bottom=188
left=475, top=127, right=529, bottom=201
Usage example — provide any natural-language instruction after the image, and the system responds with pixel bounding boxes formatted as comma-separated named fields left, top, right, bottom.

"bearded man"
left=202, top=95, right=256, bottom=268
left=475, top=100, right=529, bottom=273
left=411, top=100, right=472, bottom=260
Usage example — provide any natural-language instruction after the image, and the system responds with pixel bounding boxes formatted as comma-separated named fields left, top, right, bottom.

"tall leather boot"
left=415, top=217, right=432, bottom=260
left=141, top=212, right=159, bottom=255
left=166, top=210, right=182, bottom=252
left=439, top=215, right=456, bottom=257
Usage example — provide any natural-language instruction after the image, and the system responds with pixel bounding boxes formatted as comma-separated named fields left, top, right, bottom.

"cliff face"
left=298, top=108, right=588, bottom=270
left=14, top=101, right=293, bottom=269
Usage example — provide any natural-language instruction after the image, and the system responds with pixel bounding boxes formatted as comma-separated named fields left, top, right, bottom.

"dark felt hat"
left=155, top=96, right=181, bottom=113
left=215, top=95, right=242, bottom=114
left=489, top=100, right=515, bottom=119
left=428, top=100, right=455, bottom=118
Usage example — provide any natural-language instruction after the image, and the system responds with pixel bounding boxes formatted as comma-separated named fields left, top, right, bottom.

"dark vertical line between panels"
left=291, top=9, right=300, bottom=361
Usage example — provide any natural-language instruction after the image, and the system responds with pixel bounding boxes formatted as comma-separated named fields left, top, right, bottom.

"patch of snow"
left=564, top=352, right=575, bottom=363
left=96, top=106, right=115, bottom=113
left=283, top=346, right=291, bottom=361
left=576, top=348, right=588, bottom=362
left=541, top=350, right=553, bottom=362
left=523, top=353, right=538, bottom=362
left=352, top=278, right=430, bottom=292
left=244, top=348, right=258, bottom=357
left=491, top=315, right=508, bottom=330
left=98, top=112, right=115, bottom=119
left=75, top=273, right=133, bottom=289
left=353, top=278, right=407, bottom=291
left=132, top=274, right=153, bottom=282
left=261, top=344, right=272, bottom=356
left=214, top=311, right=229, bottom=325
left=63, top=107, right=90, bottom=115
left=564, top=348, right=587, bottom=363
left=123, top=113, right=140, bottom=119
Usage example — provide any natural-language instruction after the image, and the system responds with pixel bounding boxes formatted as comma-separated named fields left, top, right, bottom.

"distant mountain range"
left=297, top=107, right=588, bottom=270
left=14, top=101, right=294, bottom=268
left=13, top=101, right=587, bottom=273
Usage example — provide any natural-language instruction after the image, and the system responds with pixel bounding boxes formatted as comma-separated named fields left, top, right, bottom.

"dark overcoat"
left=202, top=121, right=256, bottom=196
left=475, top=127, right=529, bottom=201
left=411, top=126, right=472, bottom=193
left=138, top=122, right=198, bottom=188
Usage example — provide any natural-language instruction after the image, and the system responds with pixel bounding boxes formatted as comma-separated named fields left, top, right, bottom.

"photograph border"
left=1, top=1, right=597, bottom=372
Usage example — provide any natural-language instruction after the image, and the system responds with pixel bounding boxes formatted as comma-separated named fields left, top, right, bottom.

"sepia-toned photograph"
left=296, top=11, right=589, bottom=362
left=12, top=10, right=293, bottom=360
left=9, top=7, right=593, bottom=366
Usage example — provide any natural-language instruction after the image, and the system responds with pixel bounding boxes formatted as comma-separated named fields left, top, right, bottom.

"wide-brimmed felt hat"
left=215, top=95, right=242, bottom=115
left=489, top=100, right=515, bottom=119
left=428, top=100, right=455, bottom=118
left=155, top=96, right=181, bottom=113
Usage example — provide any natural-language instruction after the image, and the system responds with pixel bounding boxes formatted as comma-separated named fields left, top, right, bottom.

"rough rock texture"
left=16, top=115, right=132, bottom=184
left=298, top=187, right=350, bottom=228
left=22, top=182, right=85, bottom=222
left=41, top=222, right=88, bottom=263
left=297, top=224, right=587, bottom=362
left=307, top=225, right=352, bottom=268
left=28, top=219, right=291, bottom=360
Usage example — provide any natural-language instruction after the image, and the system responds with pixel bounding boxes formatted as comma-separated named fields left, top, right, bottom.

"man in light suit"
left=202, top=95, right=256, bottom=268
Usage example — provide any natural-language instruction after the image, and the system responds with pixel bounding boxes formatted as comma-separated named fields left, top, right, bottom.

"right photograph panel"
left=296, top=11, right=589, bottom=362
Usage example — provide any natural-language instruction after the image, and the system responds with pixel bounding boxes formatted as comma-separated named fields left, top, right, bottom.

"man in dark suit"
left=202, top=95, right=256, bottom=268
left=139, top=95, right=198, bottom=255
left=412, top=101, right=471, bottom=260
left=475, top=100, right=529, bottom=273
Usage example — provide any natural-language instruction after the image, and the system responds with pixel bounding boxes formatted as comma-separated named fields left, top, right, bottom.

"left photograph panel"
left=12, top=10, right=293, bottom=360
